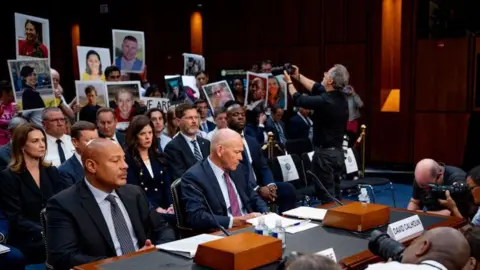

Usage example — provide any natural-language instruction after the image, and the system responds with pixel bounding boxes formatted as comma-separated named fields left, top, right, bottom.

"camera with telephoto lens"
left=368, top=230, right=405, bottom=262
left=271, top=63, right=295, bottom=76
left=428, top=182, right=469, bottom=197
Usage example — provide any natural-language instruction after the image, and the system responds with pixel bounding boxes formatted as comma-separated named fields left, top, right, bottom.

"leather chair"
left=40, top=208, right=54, bottom=270
left=170, top=178, right=194, bottom=238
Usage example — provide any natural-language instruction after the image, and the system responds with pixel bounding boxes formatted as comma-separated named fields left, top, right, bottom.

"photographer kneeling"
left=367, top=227, right=470, bottom=270
left=437, top=165, right=480, bottom=225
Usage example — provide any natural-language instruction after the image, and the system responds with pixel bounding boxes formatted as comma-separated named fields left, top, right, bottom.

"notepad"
left=282, top=206, right=328, bottom=221
left=156, top=234, right=223, bottom=259
left=0, top=244, right=10, bottom=255
left=247, top=213, right=301, bottom=229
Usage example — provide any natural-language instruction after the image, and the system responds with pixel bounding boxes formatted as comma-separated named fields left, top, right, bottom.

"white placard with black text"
left=387, top=214, right=424, bottom=241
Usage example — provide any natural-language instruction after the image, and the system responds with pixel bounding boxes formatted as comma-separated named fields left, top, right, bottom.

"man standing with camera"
left=283, top=65, right=349, bottom=204
left=407, top=158, right=468, bottom=216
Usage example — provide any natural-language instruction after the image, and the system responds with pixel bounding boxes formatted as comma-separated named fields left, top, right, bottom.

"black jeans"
left=311, top=148, right=344, bottom=204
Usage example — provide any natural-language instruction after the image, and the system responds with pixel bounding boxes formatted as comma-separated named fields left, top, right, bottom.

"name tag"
left=387, top=215, right=424, bottom=241
left=316, top=248, right=337, bottom=262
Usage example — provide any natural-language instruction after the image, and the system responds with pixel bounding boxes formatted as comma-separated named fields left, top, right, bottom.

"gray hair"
left=41, top=107, right=62, bottom=121
left=330, top=64, right=349, bottom=90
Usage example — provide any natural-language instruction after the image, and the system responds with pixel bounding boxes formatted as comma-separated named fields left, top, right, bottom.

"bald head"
left=210, top=128, right=244, bottom=171
left=402, top=227, right=470, bottom=270
left=415, top=158, right=442, bottom=187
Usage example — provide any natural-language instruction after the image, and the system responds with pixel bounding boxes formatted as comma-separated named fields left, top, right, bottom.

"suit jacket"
left=164, top=133, right=210, bottom=180
left=266, top=117, right=287, bottom=145
left=181, top=159, right=268, bottom=230
left=125, top=151, right=172, bottom=209
left=99, top=131, right=126, bottom=149
left=244, top=123, right=266, bottom=145
left=288, top=114, right=311, bottom=140
left=58, top=155, right=84, bottom=187
left=0, top=142, right=11, bottom=171
left=243, top=135, right=274, bottom=186
left=46, top=180, right=175, bottom=270
left=0, top=166, right=64, bottom=263
left=199, top=120, right=216, bottom=133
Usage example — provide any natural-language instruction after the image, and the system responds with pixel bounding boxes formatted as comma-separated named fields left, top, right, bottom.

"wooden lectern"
left=322, top=202, right=390, bottom=232
left=194, top=232, right=282, bottom=270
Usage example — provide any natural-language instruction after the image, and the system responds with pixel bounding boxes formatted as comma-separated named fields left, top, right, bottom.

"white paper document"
left=277, top=155, right=300, bottom=181
left=0, top=244, right=10, bottom=255
left=285, top=223, right=319, bottom=234
left=282, top=206, right=328, bottom=221
left=247, top=213, right=301, bottom=229
left=156, top=234, right=223, bottom=258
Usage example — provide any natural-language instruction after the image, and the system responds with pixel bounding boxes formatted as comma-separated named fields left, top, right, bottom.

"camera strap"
left=419, top=262, right=444, bottom=270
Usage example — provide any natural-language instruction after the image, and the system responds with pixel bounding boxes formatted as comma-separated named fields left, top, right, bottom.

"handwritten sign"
left=316, top=248, right=337, bottom=262
left=142, top=97, right=171, bottom=112
left=387, top=214, right=424, bottom=241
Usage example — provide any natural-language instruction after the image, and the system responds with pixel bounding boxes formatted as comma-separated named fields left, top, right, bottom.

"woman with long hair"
left=0, top=123, right=64, bottom=264
left=124, top=115, right=174, bottom=219
left=18, top=20, right=48, bottom=58
left=267, top=75, right=285, bottom=109
left=164, top=107, right=179, bottom=138
left=81, top=50, right=105, bottom=81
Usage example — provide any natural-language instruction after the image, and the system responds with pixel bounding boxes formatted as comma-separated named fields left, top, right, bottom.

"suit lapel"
left=116, top=187, right=146, bottom=246
left=72, top=156, right=84, bottom=179
left=78, top=181, right=115, bottom=253
left=197, top=137, right=209, bottom=158
left=177, top=135, right=196, bottom=166
left=20, top=169, right=42, bottom=197
left=229, top=170, right=249, bottom=206
left=202, top=160, right=227, bottom=213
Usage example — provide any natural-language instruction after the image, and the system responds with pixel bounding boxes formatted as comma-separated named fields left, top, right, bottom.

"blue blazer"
left=0, top=142, right=11, bottom=171
left=114, top=57, right=143, bottom=72
left=288, top=114, right=311, bottom=140
left=99, top=131, right=126, bottom=149
left=58, top=155, right=84, bottom=187
left=164, top=134, right=210, bottom=180
left=199, top=121, right=216, bottom=133
left=243, top=134, right=274, bottom=186
left=181, top=159, right=268, bottom=230
left=125, top=152, right=172, bottom=209
left=244, top=123, right=266, bottom=145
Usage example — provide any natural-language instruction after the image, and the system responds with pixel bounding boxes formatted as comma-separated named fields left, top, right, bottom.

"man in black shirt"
left=408, top=158, right=467, bottom=216
left=284, top=65, right=349, bottom=203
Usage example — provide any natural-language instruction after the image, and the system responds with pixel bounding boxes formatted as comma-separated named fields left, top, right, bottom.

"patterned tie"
left=191, top=140, right=203, bottom=161
left=224, top=172, right=242, bottom=217
left=56, top=139, right=66, bottom=164
left=105, top=194, right=136, bottom=255
left=275, top=122, right=287, bottom=144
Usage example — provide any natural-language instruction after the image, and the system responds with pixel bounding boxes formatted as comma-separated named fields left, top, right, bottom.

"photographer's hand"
left=438, top=191, right=463, bottom=218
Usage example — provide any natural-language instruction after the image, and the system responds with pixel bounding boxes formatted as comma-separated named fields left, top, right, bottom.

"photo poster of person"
left=7, top=59, right=55, bottom=112
left=183, top=53, right=205, bottom=76
left=112, top=29, right=145, bottom=73
left=182, top=75, right=199, bottom=103
left=202, top=80, right=234, bottom=112
left=75, top=81, right=107, bottom=121
left=267, top=74, right=287, bottom=110
left=245, top=72, right=268, bottom=110
left=15, top=13, right=50, bottom=61
left=164, top=75, right=186, bottom=105
left=105, top=81, right=141, bottom=130
left=77, top=46, right=111, bottom=81
left=220, top=69, right=247, bottom=103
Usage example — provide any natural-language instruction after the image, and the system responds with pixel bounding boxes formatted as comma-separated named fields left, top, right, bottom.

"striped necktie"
left=191, top=140, right=203, bottom=161
left=105, top=194, right=136, bottom=255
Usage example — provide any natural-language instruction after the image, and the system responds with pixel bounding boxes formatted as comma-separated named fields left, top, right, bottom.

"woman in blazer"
left=125, top=115, right=174, bottom=216
left=0, top=123, right=65, bottom=264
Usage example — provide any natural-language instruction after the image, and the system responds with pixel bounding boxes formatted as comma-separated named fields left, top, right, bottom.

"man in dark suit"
left=46, top=139, right=175, bottom=270
left=227, top=104, right=297, bottom=213
left=58, top=121, right=98, bottom=187
left=165, top=104, right=210, bottom=180
left=266, top=106, right=287, bottom=146
left=194, top=99, right=216, bottom=133
left=181, top=128, right=267, bottom=230
left=96, top=107, right=126, bottom=148
left=288, top=107, right=313, bottom=140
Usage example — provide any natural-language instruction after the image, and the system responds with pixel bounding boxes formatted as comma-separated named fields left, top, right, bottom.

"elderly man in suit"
left=181, top=129, right=266, bottom=230
left=164, top=103, right=210, bottom=180
left=46, top=139, right=175, bottom=270
left=58, top=121, right=98, bottom=187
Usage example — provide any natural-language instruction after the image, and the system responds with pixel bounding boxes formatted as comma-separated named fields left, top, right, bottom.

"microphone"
left=185, top=184, right=231, bottom=236
left=306, top=170, right=344, bottom=206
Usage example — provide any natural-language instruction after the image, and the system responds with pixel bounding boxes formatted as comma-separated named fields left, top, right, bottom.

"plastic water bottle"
left=271, top=219, right=286, bottom=252
left=254, top=216, right=269, bottom=236
left=358, top=187, right=370, bottom=203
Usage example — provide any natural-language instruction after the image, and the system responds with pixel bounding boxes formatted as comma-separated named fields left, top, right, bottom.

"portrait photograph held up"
left=15, top=13, right=50, bottom=60
left=245, top=71, right=269, bottom=109
left=7, top=59, right=55, bottom=112
left=165, top=75, right=186, bottom=105
left=105, top=81, right=141, bottom=129
left=77, top=46, right=112, bottom=81
left=202, top=80, right=234, bottom=112
left=75, top=81, right=107, bottom=123
left=267, top=75, right=287, bottom=109
left=183, top=53, right=205, bottom=76
left=112, top=29, right=145, bottom=73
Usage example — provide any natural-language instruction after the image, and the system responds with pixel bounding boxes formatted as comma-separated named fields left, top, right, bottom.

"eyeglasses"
left=46, top=118, right=67, bottom=123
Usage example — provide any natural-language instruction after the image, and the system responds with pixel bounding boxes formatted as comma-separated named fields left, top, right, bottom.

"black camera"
left=368, top=230, right=405, bottom=262
left=271, top=63, right=295, bottom=76
left=428, top=182, right=469, bottom=197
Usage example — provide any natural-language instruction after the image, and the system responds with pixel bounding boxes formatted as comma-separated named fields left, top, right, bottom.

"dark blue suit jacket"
left=244, top=123, right=266, bottom=145
left=181, top=159, right=268, bottom=230
left=243, top=134, right=274, bottom=186
left=126, top=152, right=172, bottom=209
left=99, top=131, right=126, bottom=149
left=0, top=142, right=11, bottom=172
left=58, top=155, right=84, bottom=187
left=288, top=114, right=310, bottom=140
left=164, top=134, right=210, bottom=180
left=199, top=121, right=216, bottom=133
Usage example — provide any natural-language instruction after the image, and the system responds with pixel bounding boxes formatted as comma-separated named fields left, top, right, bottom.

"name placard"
left=387, top=214, right=424, bottom=241
left=316, top=248, right=337, bottom=262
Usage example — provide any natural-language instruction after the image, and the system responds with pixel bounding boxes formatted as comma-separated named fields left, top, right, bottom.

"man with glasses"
left=407, top=158, right=467, bottom=216
left=42, top=107, right=74, bottom=166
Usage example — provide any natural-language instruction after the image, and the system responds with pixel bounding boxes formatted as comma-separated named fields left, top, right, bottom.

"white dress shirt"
left=84, top=179, right=139, bottom=256
left=45, top=134, right=75, bottom=167
left=366, top=261, right=447, bottom=270
left=158, top=133, right=172, bottom=151
left=207, top=158, right=246, bottom=228
left=180, top=132, right=203, bottom=159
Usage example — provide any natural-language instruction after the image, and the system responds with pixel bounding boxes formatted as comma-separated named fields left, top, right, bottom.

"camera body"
left=428, top=182, right=469, bottom=197
left=271, top=63, right=295, bottom=76
left=368, top=230, right=405, bottom=262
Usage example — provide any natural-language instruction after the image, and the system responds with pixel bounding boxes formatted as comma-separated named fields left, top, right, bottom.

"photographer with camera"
left=437, top=165, right=480, bottom=225
left=407, top=158, right=468, bottom=216
left=367, top=227, right=470, bottom=270
left=283, top=65, right=349, bottom=203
